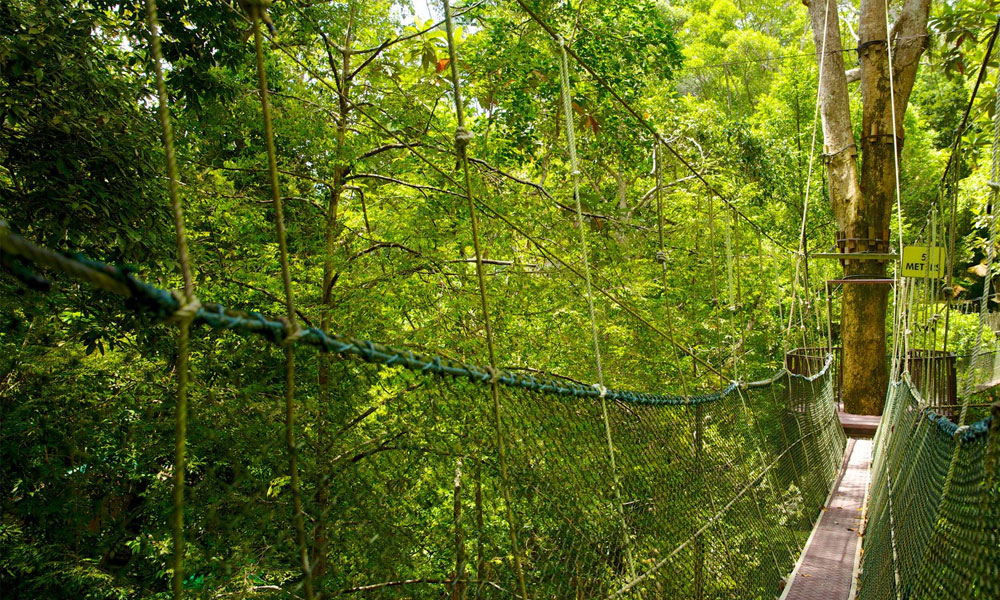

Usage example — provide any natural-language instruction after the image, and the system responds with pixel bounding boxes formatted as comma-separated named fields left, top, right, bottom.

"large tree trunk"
left=806, top=0, right=929, bottom=415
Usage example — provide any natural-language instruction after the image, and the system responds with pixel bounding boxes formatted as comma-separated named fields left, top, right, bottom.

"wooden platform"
left=781, top=438, right=873, bottom=600
left=838, top=407, right=880, bottom=438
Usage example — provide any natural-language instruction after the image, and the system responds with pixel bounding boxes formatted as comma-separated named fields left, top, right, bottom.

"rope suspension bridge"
left=1, top=1, right=998, bottom=599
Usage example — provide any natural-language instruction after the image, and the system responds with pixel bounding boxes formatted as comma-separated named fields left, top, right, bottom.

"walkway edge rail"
left=1, top=221, right=829, bottom=407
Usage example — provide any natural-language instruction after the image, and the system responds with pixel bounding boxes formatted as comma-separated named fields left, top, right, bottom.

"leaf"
left=436, top=58, right=450, bottom=73
left=267, top=475, right=290, bottom=498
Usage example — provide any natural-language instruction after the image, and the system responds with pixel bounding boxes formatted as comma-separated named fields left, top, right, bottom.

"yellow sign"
left=902, top=246, right=945, bottom=278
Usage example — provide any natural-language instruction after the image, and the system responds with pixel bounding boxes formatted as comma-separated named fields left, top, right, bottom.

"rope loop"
left=655, top=250, right=667, bottom=264
left=454, top=127, right=474, bottom=153
left=169, top=290, right=202, bottom=324
left=593, top=383, right=607, bottom=398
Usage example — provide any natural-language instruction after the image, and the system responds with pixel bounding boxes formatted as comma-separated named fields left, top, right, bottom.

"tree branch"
left=346, top=173, right=464, bottom=198
left=219, top=277, right=314, bottom=328
left=807, top=0, right=861, bottom=229
left=358, top=142, right=424, bottom=161
left=889, top=0, right=931, bottom=111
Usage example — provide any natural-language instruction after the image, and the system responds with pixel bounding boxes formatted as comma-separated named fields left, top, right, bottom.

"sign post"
left=901, top=246, right=945, bottom=278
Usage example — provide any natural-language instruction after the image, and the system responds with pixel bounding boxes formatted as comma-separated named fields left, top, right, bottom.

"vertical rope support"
left=247, top=5, right=314, bottom=598
left=723, top=206, right=740, bottom=380
left=706, top=193, right=726, bottom=383
left=145, top=1, right=196, bottom=596
left=650, top=141, right=712, bottom=595
left=556, top=39, right=635, bottom=579
left=885, top=0, right=906, bottom=387
left=920, top=202, right=937, bottom=397
left=787, top=0, right=828, bottom=363
left=440, top=2, right=528, bottom=597
left=911, top=40, right=999, bottom=596
left=960, top=66, right=1000, bottom=408
left=942, top=139, right=961, bottom=352
left=652, top=144, right=694, bottom=400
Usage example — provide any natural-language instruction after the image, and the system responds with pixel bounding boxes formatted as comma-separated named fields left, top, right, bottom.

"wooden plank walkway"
left=838, top=410, right=880, bottom=438
left=781, top=437, right=872, bottom=600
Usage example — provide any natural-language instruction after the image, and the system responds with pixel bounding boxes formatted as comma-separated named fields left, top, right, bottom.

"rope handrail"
left=893, top=374, right=994, bottom=441
left=0, top=221, right=830, bottom=407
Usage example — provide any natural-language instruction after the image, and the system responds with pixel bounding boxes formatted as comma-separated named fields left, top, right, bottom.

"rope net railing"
left=0, top=223, right=845, bottom=598
left=858, top=377, right=999, bottom=600
left=859, top=21, right=1000, bottom=599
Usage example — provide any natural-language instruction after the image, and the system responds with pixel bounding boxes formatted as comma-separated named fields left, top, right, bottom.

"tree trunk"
left=806, top=0, right=929, bottom=415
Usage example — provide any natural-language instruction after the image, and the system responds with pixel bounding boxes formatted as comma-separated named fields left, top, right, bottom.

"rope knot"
left=454, top=127, right=474, bottom=153
left=655, top=250, right=667, bottom=264
left=168, top=291, right=201, bottom=324
left=483, top=365, right=501, bottom=384
left=592, top=383, right=607, bottom=398
left=279, top=317, right=305, bottom=346
left=239, top=0, right=273, bottom=19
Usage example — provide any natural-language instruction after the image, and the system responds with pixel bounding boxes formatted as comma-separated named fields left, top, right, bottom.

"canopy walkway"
left=2, top=1, right=999, bottom=599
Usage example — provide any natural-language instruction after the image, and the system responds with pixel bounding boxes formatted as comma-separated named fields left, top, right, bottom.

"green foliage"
left=1, top=0, right=998, bottom=597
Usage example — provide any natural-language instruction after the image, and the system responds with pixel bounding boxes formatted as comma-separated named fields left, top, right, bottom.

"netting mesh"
left=157, top=346, right=844, bottom=598
left=0, top=223, right=847, bottom=599
left=959, top=351, right=1000, bottom=397
left=858, top=377, right=1000, bottom=600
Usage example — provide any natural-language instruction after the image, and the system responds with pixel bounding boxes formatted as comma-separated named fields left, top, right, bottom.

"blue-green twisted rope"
left=2, top=222, right=823, bottom=406
left=924, top=409, right=994, bottom=443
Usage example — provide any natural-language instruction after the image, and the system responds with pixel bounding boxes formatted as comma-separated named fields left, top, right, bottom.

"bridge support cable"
left=144, top=0, right=198, bottom=596
left=245, top=2, right=316, bottom=597
left=441, top=0, right=530, bottom=597
left=557, top=39, right=636, bottom=581
left=941, top=19, right=1000, bottom=353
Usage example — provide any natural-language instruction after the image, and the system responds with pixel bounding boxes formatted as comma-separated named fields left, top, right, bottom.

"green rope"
left=653, top=143, right=694, bottom=398
left=144, top=1, right=196, bottom=597
left=246, top=3, right=314, bottom=597
left=2, top=222, right=798, bottom=405
left=440, top=1, right=528, bottom=596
